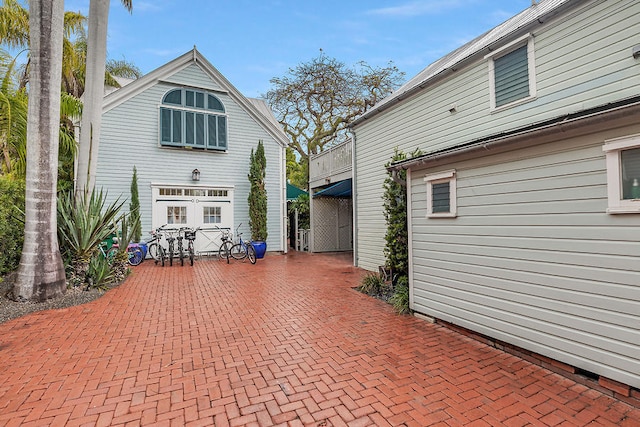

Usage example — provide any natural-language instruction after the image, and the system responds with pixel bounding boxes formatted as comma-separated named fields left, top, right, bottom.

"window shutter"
left=494, top=45, right=529, bottom=107
left=160, top=108, right=171, bottom=142
left=432, top=182, right=450, bottom=213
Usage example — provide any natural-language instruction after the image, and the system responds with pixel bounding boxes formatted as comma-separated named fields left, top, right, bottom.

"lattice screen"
left=312, top=198, right=353, bottom=252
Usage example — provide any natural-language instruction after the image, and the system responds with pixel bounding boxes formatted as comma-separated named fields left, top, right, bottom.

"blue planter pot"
left=252, top=241, right=267, bottom=259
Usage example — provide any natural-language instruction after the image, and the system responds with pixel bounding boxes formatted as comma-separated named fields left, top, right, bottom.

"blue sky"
left=65, top=0, right=534, bottom=98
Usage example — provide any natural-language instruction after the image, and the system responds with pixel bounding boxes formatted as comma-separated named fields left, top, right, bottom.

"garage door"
left=152, top=185, right=234, bottom=256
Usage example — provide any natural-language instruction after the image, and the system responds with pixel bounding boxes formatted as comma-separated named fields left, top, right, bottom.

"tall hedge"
left=248, top=140, right=268, bottom=241
left=129, top=166, right=141, bottom=243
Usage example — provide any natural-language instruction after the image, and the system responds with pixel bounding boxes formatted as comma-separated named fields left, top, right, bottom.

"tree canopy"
left=265, top=52, right=405, bottom=178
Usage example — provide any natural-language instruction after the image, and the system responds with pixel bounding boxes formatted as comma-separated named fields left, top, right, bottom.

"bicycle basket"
left=185, top=230, right=196, bottom=240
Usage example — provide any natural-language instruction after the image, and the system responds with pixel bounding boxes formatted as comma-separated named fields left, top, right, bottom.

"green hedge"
left=0, top=177, right=25, bottom=277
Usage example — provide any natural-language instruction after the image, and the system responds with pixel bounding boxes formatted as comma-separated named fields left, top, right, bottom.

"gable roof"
left=102, top=48, right=289, bottom=147
left=351, top=0, right=579, bottom=127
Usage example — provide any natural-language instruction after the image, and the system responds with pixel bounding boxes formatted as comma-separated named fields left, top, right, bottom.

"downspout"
left=281, top=142, right=288, bottom=254
left=347, top=128, right=358, bottom=267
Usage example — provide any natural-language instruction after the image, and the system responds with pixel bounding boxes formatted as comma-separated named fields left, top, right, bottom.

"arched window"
left=160, top=88, right=227, bottom=150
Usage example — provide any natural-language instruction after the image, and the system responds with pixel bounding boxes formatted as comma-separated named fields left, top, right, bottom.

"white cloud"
left=366, top=0, right=466, bottom=18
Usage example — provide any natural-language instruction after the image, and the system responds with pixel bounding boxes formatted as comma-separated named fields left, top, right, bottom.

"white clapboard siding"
left=353, top=0, right=640, bottom=271
left=96, top=56, right=284, bottom=250
left=407, top=125, right=640, bottom=388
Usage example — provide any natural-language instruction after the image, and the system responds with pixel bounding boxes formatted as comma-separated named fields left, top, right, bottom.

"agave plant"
left=86, top=254, right=115, bottom=290
left=109, top=212, right=140, bottom=283
left=57, top=188, right=124, bottom=287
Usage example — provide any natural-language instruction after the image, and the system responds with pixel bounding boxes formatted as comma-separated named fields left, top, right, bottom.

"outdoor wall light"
left=192, top=168, right=200, bottom=181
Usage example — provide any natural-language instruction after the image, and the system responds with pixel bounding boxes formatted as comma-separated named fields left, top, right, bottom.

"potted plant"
left=248, top=140, right=268, bottom=258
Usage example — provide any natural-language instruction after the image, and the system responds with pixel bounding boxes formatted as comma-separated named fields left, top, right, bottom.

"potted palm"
left=248, top=140, right=267, bottom=258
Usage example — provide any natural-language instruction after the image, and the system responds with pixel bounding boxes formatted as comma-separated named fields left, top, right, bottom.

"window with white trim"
left=160, top=88, right=227, bottom=150
left=603, top=134, right=640, bottom=214
left=486, top=34, right=536, bottom=110
left=203, top=206, right=222, bottom=224
left=424, top=170, right=457, bottom=218
left=167, top=206, right=187, bottom=224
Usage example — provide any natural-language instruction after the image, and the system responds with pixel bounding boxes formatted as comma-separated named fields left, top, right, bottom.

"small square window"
left=424, top=170, right=457, bottom=218
left=486, top=34, right=536, bottom=111
left=604, top=134, right=640, bottom=214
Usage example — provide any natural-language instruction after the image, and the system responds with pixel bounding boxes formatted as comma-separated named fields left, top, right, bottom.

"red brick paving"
left=0, top=252, right=638, bottom=426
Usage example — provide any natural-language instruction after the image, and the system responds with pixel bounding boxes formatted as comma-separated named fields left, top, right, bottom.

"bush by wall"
left=0, top=176, right=25, bottom=278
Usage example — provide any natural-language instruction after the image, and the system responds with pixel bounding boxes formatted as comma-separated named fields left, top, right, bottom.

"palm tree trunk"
left=13, top=0, right=66, bottom=301
left=75, top=0, right=110, bottom=197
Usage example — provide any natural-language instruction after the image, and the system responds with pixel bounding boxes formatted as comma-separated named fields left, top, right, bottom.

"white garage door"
left=152, top=185, right=234, bottom=255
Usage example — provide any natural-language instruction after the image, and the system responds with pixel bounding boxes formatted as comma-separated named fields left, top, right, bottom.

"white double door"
left=152, top=186, right=234, bottom=255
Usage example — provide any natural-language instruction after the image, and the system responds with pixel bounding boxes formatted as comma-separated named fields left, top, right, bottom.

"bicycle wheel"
left=179, top=246, right=184, bottom=266
left=230, top=243, right=246, bottom=260
left=158, top=245, right=165, bottom=267
left=148, top=242, right=159, bottom=263
left=247, top=244, right=256, bottom=264
left=168, top=243, right=173, bottom=266
left=189, top=246, right=195, bottom=266
left=128, top=247, right=144, bottom=266
left=106, top=247, right=119, bottom=263
left=218, top=241, right=232, bottom=261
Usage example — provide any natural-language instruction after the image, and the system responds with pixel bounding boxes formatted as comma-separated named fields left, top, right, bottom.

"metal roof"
left=351, top=0, right=578, bottom=127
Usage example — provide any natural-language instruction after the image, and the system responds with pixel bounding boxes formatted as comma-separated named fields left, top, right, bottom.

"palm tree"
left=76, top=0, right=132, bottom=197
left=13, top=0, right=66, bottom=301
left=0, top=48, right=27, bottom=175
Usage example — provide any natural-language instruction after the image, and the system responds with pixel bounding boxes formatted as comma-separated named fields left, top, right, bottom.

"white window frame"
left=486, top=33, right=537, bottom=112
left=424, top=170, right=457, bottom=218
left=603, top=134, right=640, bottom=214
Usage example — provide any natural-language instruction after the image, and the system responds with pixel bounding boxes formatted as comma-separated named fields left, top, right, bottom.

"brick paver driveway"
left=1, top=252, right=638, bottom=426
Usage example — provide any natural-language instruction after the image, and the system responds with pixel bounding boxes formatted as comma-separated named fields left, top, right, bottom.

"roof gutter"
left=388, top=96, right=640, bottom=172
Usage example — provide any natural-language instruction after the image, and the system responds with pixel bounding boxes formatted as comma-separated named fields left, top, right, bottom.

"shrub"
left=109, top=213, right=140, bottom=284
left=389, top=275, right=410, bottom=314
left=357, top=273, right=386, bottom=296
left=248, top=140, right=268, bottom=241
left=57, top=189, right=123, bottom=287
left=0, top=176, right=25, bottom=278
left=86, top=254, right=115, bottom=290
left=129, top=166, right=141, bottom=243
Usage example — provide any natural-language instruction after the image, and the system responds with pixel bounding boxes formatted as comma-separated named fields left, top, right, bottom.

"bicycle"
left=216, top=225, right=234, bottom=262
left=109, top=238, right=144, bottom=266
left=148, top=225, right=168, bottom=267
left=229, top=229, right=256, bottom=264
left=98, top=241, right=118, bottom=263
left=165, top=228, right=178, bottom=266
left=176, top=227, right=192, bottom=266
left=184, top=228, right=197, bottom=266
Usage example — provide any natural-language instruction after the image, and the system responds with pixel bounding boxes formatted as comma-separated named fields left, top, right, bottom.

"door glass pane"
left=203, top=206, right=221, bottom=224
left=621, top=148, right=640, bottom=199
left=167, top=206, right=187, bottom=224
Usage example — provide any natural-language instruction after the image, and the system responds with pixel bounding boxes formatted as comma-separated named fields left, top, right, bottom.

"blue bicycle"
left=229, top=226, right=256, bottom=264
